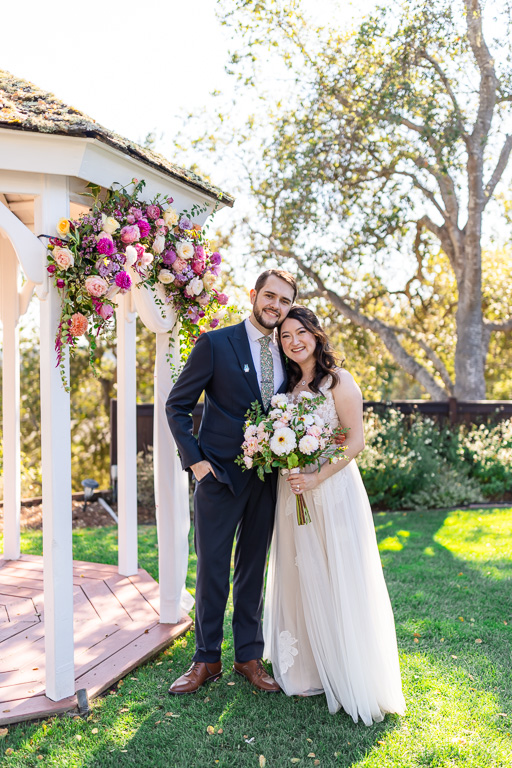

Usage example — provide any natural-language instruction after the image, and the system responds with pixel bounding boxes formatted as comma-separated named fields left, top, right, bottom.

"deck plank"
left=0, top=556, right=192, bottom=725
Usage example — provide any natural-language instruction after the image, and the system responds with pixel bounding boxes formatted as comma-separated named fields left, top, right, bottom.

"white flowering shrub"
left=358, top=408, right=508, bottom=510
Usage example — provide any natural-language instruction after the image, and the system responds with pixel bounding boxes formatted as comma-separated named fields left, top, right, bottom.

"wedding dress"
left=263, top=382, right=406, bottom=724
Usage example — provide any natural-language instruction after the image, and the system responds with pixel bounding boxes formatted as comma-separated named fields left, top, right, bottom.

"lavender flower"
left=179, top=216, right=192, bottom=230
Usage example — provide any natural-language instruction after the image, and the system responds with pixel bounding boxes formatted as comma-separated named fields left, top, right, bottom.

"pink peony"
left=98, top=303, right=114, bottom=320
left=97, top=237, right=115, bottom=256
left=120, top=225, right=140, bottom=244
left=172, top=257, right=187, bottom=273
left=85, top=275, right=108, bottom=297
left=146, top=204, right=161, bottom=220
left=195, top=245, right=205, bottom=260
left=128, top=206, right=143, bottom=220
left=209, top=318, right=219, bottom=328
left=191, top=256, right=206, bottom=275
left=216, top=292, right=229, bottom=305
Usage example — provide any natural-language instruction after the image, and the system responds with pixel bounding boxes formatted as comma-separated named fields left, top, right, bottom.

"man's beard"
left=253, top=303, right=280, bottom=329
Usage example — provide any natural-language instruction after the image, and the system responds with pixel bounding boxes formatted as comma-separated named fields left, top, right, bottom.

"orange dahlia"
left=69, top=312, right=88, bottom=337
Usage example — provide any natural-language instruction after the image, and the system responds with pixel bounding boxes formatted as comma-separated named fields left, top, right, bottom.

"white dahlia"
left=298, top=435, right=319, bottom=455
left=270, top=427, right=297, bottom=456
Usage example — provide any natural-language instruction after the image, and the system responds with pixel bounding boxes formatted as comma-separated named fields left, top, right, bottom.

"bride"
left=263, top=306, right=406, bottom=725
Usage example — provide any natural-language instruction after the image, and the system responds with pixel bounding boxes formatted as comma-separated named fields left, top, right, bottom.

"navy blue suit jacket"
left=166, top=321, right=287, bottom=496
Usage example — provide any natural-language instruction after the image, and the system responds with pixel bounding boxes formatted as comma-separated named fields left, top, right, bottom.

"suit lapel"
left=228, top=322, right=263, bottom=405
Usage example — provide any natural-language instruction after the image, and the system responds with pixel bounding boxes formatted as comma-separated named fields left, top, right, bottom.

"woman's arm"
left=286, top=369, right=365, bottom=493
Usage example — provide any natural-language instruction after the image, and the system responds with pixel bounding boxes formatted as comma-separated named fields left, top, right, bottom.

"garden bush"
left=360, top=408, right=512, bottom=510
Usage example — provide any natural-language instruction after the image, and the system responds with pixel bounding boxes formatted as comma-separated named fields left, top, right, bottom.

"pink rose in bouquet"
left=120, top=225, right=140, bottom=244
left=85, top=275, right=108, bottom=297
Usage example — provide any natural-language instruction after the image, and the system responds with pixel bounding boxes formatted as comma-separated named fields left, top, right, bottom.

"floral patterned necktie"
left=258, top=335, right=274, bottom=411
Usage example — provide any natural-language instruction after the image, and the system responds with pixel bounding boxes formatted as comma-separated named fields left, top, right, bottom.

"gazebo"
left=0, top=71, right=233, bottom=722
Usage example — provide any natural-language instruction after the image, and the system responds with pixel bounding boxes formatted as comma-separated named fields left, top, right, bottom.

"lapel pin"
left=244, top=364, right=250, bottom=373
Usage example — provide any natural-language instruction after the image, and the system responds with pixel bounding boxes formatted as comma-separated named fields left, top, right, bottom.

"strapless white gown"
left=263, top=385, right=406, bottom=724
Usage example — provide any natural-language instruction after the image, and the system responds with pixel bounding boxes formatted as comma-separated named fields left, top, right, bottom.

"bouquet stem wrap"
left=289, top=468, right=311, bottom=526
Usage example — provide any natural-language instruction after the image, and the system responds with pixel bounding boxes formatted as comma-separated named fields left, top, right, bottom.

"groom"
left=166, top=269, right=297, bottom=694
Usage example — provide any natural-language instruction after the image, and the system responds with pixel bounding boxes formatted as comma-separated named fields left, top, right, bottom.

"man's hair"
left=254, top=269, right=298, bottom=303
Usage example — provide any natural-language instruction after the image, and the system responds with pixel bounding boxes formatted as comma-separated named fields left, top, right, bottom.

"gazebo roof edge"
left=0, top=70, right=234, bottom=208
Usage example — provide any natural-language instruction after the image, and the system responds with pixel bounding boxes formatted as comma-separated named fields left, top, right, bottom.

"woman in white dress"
left=263, top=306, right=406, bottom=725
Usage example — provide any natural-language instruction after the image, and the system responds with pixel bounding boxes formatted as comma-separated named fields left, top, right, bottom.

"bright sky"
left=2, top=0, right=379, bottom=186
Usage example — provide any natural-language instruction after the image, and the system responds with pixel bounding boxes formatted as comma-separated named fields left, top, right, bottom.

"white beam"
left=0, top=202, right=45, bottom=284
left=0, top=237, right=21, bottom=560
left=35, top=175, right=75, bottom=702
left=116, top=292, right=138, bottom=576
left=154, top=329, right=191, bottom=623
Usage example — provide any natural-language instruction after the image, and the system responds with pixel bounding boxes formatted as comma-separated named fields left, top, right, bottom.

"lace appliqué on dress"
left=278, top=630, right=299, bottom=673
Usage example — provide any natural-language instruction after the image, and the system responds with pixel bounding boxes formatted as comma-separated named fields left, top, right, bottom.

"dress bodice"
left=289, top=377, right=340, bottom=430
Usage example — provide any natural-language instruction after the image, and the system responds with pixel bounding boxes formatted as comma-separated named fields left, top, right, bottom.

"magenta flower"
left=135, top=243, right=145, bottom=259
left=210, top=252, right=222, bottom=266
left=195, top=246, right=205, bottom=259
left=146, top=205, right=161, bottom=220
left=97, top=238, right=115, bottom=256
left=128, top=206, right=143, bottom=220
left=115, top=271, right=132, bottom=290
left=120, top=225, right=139, bottom=244
left=56, top=278, right=65, bottom=289
left=126, top=214, right=136, bottom=224
left=47, top=264, right=56, bottom=274
left=137, top=219, right=151, bottom=238
left=217, top=292, right=229, bottom=305
left=210, top=319, right=219, bottom=329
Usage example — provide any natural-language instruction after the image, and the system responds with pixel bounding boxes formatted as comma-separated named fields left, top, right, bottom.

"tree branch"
left=270, top=243, right=450, bottom=400
left=420, top=51, right=468, bottom=141
left=483, top=134, right=512, bottom=205
left=484, top=316, right=512, bottom=332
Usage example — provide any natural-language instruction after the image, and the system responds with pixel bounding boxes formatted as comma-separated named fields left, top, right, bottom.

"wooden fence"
left=109, top=398, right=512, bottom=465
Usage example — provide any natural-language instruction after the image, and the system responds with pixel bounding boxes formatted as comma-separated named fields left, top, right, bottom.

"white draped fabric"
left=263, top=384, right=406, bottom=725
left=129, top=271, right=194, bottom=622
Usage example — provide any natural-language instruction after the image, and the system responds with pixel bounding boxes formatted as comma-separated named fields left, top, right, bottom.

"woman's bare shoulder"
left=332, top=368, right=362, bottom=399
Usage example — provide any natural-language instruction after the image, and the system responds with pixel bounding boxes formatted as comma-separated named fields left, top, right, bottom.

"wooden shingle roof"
left=0, top=70, right=234, bottom=207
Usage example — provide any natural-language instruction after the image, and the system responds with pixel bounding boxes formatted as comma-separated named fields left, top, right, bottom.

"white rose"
left=176, top=241, right=195, bottom=260
left=158, top=269, right=175, bottom=284
left=103, top=216, right=120, bottom=234
left=189, top=276, right=204, bottom=296
left=153, top=233, right=166, bottom=254
left=53, top=246, right=74, bottom=270
left=163, top=206, right=179, bottom=226
left=124, top=245, right=138, bottom=267
left=202, top=272, right=217, bottom=291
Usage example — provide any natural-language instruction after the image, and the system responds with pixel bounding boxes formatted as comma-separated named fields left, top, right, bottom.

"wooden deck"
left=0, top=555, right=192, bottom=725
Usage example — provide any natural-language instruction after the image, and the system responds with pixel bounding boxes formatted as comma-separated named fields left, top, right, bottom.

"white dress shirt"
left=244, top=318, right=285, bottom=395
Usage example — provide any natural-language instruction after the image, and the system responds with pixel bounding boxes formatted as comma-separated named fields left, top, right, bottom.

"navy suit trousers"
left=192, top=469, right=277, bottom=664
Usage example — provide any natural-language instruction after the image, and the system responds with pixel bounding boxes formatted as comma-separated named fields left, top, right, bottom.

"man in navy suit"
left=166, top=269, right=297, bottom=694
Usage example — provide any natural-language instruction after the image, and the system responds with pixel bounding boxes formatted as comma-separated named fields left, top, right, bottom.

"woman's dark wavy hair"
left=278, top=306, right=342, bottom=393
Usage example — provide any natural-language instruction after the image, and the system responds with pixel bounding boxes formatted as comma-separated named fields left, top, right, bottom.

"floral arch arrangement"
left=46, top=180, right=228, bottom=388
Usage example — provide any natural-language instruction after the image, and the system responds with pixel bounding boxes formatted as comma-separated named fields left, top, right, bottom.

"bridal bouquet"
left=236, top=392, right=348, bottom=525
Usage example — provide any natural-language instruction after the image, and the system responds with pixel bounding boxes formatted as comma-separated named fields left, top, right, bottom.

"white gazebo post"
left=0, top=236, right=21, bottom=560
left=35, top=175, right=75, bottom=701
left=0, top=198, right=42, bottom=562
left=116, top=291, right=138, bottom=576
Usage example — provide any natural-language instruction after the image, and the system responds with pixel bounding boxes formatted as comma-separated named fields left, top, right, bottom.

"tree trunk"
left=454, top=258, right=486, bottom=399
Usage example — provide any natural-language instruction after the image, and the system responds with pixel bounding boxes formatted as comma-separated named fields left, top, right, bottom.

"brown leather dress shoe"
left=168, top=661, right=222, bottom=695
left=233, top=659, right=281, bottom=692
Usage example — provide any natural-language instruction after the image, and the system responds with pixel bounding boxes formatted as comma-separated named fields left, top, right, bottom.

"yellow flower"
left=56, top=218, right=70, bottom=236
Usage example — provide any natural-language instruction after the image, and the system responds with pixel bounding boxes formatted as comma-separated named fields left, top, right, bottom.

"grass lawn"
left=0, top=507, right=511, bottom=767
